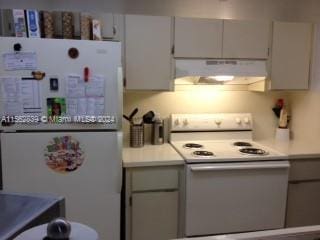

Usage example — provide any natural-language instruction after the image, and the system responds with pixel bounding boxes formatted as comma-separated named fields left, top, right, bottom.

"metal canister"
left=130, top=123, right=144, bottom=148
left=152, top=118, right=164, bottom=145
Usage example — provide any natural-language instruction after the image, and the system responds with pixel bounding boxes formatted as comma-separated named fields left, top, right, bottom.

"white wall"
left=123, top=90, right=289, bottom=144
left=2, top=0, right=320, bottom=22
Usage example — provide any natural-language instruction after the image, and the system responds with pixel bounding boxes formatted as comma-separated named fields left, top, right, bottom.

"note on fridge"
left=94, top=97, right=105, bottom=115
left=66, top=75, right=85, bottom=98
left=77, top=98, right=87, bottom=116
left=67, top=98, right=78, bottom=116
left=0, top=76, right=23, bottom=115
left=20, top=78, right=42, bottom=114
left=4, top=101, right=23, bottom=115
left=86, top=97, right=105, bottom=115
left=2, top=52, right=37, bottom=71
left=1, top=77, right=20, bottom=98
left=86, top=75, right=105, bottom=97
left=66, top=97, right=105, bottom=116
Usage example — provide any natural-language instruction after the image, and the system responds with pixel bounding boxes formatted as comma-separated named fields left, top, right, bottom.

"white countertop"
left=257, top=139, right=320, bottom=159
left=123, top=143, right=184, bottom=167
left=123, top=139, right=320, bottom=168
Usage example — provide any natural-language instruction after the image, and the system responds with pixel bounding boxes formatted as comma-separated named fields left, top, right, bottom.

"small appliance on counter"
left=151, top=113, right=164, bottom=145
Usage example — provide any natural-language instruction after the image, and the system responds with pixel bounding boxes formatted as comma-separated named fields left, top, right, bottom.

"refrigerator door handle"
left=117, top=67, right=123, bottom=130
left=116, top=131, right=123, bottom=193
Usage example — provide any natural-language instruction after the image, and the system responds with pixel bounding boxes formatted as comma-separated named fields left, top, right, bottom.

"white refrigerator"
left=0, top=37, right=122, bottom=240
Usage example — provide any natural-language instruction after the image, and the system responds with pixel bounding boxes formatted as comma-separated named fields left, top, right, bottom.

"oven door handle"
left=190, top=162, right=290, bottom=172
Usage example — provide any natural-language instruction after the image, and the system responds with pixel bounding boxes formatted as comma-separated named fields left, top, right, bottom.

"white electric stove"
left=170, top=113, right=287, bottom=163
left=169, top=113, right=290, bottom=238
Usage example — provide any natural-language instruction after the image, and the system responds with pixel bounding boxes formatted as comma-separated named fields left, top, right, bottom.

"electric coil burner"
left=192, top=150, right=214, bottom=157
left=183, top=143, right=203, bottom=149
left=239, top=147, right=268, bottom=155
left=233, top=141, right=252, bottom=147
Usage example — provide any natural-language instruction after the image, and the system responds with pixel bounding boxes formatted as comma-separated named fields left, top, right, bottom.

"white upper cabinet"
left=270, top=22, right=313, bottom=90
left=174, top=17, right=270, bottom=59
left=174, top=17, right=223, bottom=58
left=223, top=20, right=271, bottom=59
left=125, top=15, right=173, bottom=90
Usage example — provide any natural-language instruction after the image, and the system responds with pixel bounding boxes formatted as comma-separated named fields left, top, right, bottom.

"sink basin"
left=0, top=191, right=64, bottom=240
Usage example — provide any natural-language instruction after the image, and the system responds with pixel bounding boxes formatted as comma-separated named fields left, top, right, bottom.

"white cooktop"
left=169, top=113, right=287, bottom=163
left=171, top=140, right=287, bottom=163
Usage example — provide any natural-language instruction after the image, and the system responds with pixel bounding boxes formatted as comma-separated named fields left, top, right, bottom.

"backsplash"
left=123, top=90, right=289, bottom=145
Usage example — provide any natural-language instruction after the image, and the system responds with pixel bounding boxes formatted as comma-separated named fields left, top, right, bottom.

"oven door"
left=185, top=161, right=290, bottom=237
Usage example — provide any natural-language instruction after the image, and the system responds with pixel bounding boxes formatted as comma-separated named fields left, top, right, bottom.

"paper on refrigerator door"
left=86, top=98, right=96, bottom=115
left=67, top=97, right=105, bottom=116
left=2, top=52, right=37, bottom=71
left=94, top=97, right=105, bottom=115
left=67, top=98, right=78, bottom=116
left=77, top=98, right=87, bottom=116
left=0, top=76, right=23, bottom=115
left=85, top=75, right=105, bottom=97
left=20, top=79, right=42, bottom=114
left=66, top=75, right=85, bottom=98
left=86, top=97, right=105, bottom=115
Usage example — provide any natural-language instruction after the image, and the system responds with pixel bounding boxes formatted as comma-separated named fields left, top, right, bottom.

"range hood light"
left=210, top=75, right=235, bottom=81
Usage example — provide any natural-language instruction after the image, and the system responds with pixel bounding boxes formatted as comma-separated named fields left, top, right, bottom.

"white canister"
left=275, top=128, right=290, bottom=142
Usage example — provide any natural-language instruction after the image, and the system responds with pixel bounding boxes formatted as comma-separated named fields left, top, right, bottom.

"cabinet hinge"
left=171, top=45, right=175, bottom=55
left=129, top=196, right=132, bottom=206
left=113, top=26, right=117, bottom=36
left=123, top=77, right=127, bottom=87
left=267, top=47, right=270, bottom=57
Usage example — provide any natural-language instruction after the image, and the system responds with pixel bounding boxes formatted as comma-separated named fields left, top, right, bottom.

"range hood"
left=175, top=59, right=267, bottom=86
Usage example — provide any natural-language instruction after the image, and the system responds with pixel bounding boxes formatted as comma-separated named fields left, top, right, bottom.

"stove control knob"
left=174, top=118, right=180, bottom=126
left=244, top=117, right=250, bottom=124
left=183, top=119, right=189, bottom=126
left=235, top=118, right=242, bottom=124
left=215, top=119, right=222, bottom=126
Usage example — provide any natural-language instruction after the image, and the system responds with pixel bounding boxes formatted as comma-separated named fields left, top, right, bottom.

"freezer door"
left=1, top=131, right=122, bottom=240
left=0, top=37, right=122, bottom=131
left=185, top=161, right=289, bottom=237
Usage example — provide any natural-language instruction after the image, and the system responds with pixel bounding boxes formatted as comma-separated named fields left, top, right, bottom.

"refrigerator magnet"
left=68, top=47, right=79, bottom=59
left=32, top=71, right=46, bottom=80
left=50, top=78, right=59, bottom=91
left=45, top=136, right=85, bottom=173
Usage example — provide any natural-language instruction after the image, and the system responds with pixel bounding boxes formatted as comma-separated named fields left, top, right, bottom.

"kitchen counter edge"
left=122, top=143, right=184, bottom=168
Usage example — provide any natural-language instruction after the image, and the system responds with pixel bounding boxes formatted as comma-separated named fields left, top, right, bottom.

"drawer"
left=131, top=167, right=179, bottom=192
left=289, top=159, right=320, bottom=181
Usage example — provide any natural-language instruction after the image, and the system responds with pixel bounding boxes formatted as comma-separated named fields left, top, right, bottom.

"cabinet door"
left=131, top=192, right=178, bottom=240
left=270, top=22, right=313, bottom=90
left=174, top=17, right=223, bottom=58
left=223, top=20, right=270, bottom=59
left=125, top=15, right=173, bottom=90
left=286, top=181, right=320, bottom=227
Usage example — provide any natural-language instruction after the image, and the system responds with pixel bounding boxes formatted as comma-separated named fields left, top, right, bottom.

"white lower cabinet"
left=286, top=159, right=320, bottom=227
left=286, top=181, right=320, bottom=227
left=125, top=166, right=181, bottom=240
left=132, top=191, right=178, bottom=240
